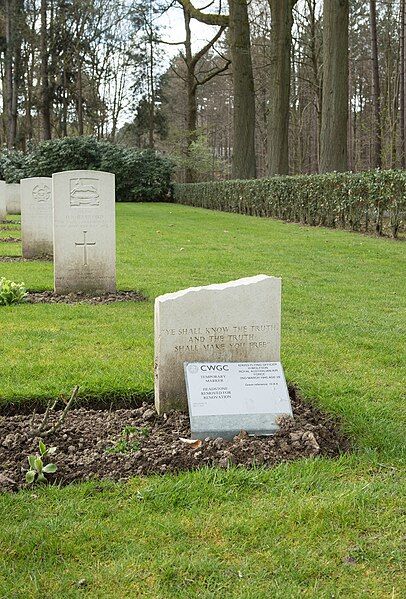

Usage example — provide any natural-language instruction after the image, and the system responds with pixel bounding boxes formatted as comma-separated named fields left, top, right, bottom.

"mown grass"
left=0, top=203, right=405, bottom=598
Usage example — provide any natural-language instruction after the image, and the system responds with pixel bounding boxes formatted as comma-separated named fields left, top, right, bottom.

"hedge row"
left=174, top=170, right=406, bottom=238
left=0, top=137, right=173, bottom=202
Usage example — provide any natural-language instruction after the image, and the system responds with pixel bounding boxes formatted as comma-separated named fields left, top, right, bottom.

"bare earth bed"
left=0, top=256, right=52, bottom=262
left=0, top=236, right=21, bottom=242
left=0, top=389, right=350, bottom=493
left=25, top=290, right=147, bottom=304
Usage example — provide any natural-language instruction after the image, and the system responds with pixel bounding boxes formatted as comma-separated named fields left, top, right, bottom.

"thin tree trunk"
left=5, top=0, right=16, bottom=148
left=184, top=9, right=197, bottom=182
left=148, top=27, right=155, bottom=149
left=400, top=0, right=405, bottom=167
left=77, top=56, right=84, bottom=135
left=369, top=0, right=381, bottom=168
left=40, top=0, right=52, bottom=139
left=320, top=0, right=349, bottom=173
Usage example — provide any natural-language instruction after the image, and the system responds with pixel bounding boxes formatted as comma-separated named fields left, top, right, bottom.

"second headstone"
left=21, top=177, right=53, bottom=258
left=53, top=170, right=116, bottom=293
left=6, top=183, right=21, bottom=214
left=0, top=181, right=6, bottom=220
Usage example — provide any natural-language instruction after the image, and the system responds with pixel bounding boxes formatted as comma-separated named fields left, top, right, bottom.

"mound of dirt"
left=0, top=390, right=350, bottom=492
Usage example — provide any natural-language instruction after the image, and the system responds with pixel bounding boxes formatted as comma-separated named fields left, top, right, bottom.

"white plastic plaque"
left=184, top=361, right=293, bottom=439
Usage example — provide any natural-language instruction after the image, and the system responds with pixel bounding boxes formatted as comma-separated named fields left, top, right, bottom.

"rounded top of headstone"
left=52, top=170, right=115, bottom=178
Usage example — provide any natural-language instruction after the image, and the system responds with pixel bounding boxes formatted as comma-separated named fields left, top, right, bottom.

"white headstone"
left=0, top=181, right=6, bottom=220
left=21, top=177, right=53, bottom=258
left=154, top=274, right=281, bottom=414
left=185, top=361, right=293, bottom=439
left=52, top=170, right=116, bottom=294
left=6, top=183, right=21, bottom=214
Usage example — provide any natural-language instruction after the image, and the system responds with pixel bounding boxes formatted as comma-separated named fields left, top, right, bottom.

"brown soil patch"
left=26, top=290, right=147, bottom=305
left=0, top=237, right=21, bottom=243
left=0, top=256, right=51, bottom=262
left=0, top=390, right=350, bottom=493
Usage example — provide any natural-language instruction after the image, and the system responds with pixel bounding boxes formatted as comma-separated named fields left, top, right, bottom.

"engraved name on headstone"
left=21, top=177, right=53, bottom=258
left=154, top=275, right=281, bottom=414
left=185, top=361, right=293, bottom=439
left=52, top=170, right=116, bottom=293
left=6, top=183, right=21, bottom=215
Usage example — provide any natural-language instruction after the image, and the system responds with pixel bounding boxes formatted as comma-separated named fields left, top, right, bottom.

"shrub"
left=99, top=144, right=173, bottom=202
left=24, top=136, right=102, bottom=177
left=1, top=137, right=173, bottom=202
left=0, top=278, right=27, bottom=306
left=173, top=170, right=406, bottom=238
left=0, top=149, right=27, bottom=183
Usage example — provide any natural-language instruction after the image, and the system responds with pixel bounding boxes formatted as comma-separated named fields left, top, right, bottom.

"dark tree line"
left=1, top=1, right=405, bottom=182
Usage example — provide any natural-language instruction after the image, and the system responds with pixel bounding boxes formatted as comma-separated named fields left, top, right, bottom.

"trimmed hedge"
left=0, top=137, right=173, bottom=202
left=173, top=170, right=406, bottom=238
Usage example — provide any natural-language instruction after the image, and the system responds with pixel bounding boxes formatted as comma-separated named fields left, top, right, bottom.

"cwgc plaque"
left=185, top=361, right=293, bottom=439
left=21, top=177, right=53, bottom=258
left=52, top=170, right=116, bottom=294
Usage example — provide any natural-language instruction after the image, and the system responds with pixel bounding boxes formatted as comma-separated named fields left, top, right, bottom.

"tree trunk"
left=320, top=0, right=349, bottom=173
left=184, top=9, right=197, bottom=183
left=148, top=27, right=155, bottom=149
left=229, top=0, right=256, bottom=179
left=4, top=0, right=17, bottom=148
left=369, top=0, right=381, bottom=168
left=77, top=56, right=84, bottom=135
left=268, top=0, right=295, bottom=175
left=400, top=0, right=405, bottom=168
left=40, top=0, right=52, bottom=139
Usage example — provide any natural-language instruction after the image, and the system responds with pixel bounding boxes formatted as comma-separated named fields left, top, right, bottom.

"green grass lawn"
left=0, top=204, right=405, bottom=598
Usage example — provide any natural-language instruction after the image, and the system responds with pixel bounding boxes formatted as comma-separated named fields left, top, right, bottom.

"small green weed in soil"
left=106, top=425, right=150, bottom=455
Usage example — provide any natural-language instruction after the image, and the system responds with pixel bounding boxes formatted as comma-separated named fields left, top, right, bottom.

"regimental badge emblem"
left=70, top=178, right=100, bottom=206
left=32, top=184, right=51, bottom=203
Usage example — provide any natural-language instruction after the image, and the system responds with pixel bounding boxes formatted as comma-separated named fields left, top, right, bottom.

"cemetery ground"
left=0, top=203, right=405, bottom=598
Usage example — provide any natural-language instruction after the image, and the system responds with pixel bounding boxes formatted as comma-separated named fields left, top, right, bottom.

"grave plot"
left=0, top=387, right=349, bottom=493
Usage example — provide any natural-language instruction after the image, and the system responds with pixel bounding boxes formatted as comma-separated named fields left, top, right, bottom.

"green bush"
left=0, top=149, right=27, bottom=183
left=173, top=170, right=406, bottom=238
left=1, top=137, right=173, bottom=202
left=0, top=278, right=27, bottom=306
left=99, top=144, right=173, bottom=202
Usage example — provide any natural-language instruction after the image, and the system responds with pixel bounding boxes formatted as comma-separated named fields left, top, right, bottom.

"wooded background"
left=0, top=0, right=404, bottom=182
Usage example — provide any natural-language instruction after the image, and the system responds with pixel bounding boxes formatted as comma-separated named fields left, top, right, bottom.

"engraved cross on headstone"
left=75, top=230, right=96, bottom=266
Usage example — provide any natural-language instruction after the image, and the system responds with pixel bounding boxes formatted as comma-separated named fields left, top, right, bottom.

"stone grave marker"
left=0, top=181, right=6, bottom=220
left=184, top=361, right=293, bottom=439
left=52, top=170, right=116, bottom=293
left=154, top=274, right=281, bottom=414
left=21, top=177, right=53, bottom=258
left=6, top=183, right=21, bottom=214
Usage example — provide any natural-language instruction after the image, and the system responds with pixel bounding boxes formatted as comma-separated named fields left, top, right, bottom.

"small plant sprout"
left=0, top=277, right=27, bottom=306
left=25, top=440, right=57, bottom=484
left=107, top=425, right=149, bottom=454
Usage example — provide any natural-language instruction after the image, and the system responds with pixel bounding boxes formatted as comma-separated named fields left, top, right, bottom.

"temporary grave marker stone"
left=6, top=183, right=21, bottom=214
left=184, top=361, right=292, bottom=439
left=154, top=274, right=281, bottom=414
left=21, top=177, right=53, bottom=258
left=52, top=170, right=116, bottom=293
left=0, top=181, right=6, bottom=220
